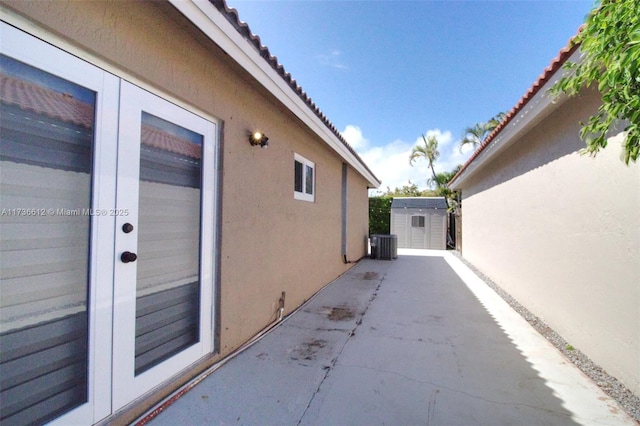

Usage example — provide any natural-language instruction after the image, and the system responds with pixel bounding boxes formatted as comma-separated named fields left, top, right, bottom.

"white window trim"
left=411, top=215, right=426, bottom=228
left=294, top=153, right=315, bottom=202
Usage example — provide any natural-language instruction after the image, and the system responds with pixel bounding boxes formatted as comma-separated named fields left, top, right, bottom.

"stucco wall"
left=459, top=89, right=640, bottom=395
left=3, top=0, right=370, bottom=355
left=346, top=167, right=371, bottom=260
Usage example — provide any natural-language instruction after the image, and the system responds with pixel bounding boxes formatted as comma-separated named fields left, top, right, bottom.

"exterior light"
left=249, top=131, right=269, bottom=148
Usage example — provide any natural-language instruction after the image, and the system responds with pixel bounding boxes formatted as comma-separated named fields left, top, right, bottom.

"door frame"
left=1, top=21, right=220, bottom=423
left=111, top=80, right=217, bottom=410
left=1, top=21, right=119, bottom=425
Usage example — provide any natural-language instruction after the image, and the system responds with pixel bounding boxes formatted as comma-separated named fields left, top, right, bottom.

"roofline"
left=449, top=30, right=583, bottom=189
left=167, top=0, right=381, bottom=188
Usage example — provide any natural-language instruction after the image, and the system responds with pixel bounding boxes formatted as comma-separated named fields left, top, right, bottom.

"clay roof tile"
left=210, top=0, right=379, bottom=183
left=0, top=73, right=94, bottom=129
left=450, top=28, right=584, bottom=185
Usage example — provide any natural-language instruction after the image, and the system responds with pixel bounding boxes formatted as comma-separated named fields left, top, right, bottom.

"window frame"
left=411, top=215, right=426, bottom=228
left=294, top=153, right=315, bottom=202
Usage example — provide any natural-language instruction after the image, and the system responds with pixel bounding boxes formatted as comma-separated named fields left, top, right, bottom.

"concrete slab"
left=146, top=250, right=633, bottom=426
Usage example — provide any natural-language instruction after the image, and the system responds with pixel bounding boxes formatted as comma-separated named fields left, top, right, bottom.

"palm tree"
left=460, top=122, right=492, bottom=152
left=428, top=165, right=462, bottom=211
left=487, top=112, right=506, bottom=131
left=409, top=134, right=439, bottom=185
left=460, top=112, right=506, bottom=152
left=427, top=166, right=461, bottom=191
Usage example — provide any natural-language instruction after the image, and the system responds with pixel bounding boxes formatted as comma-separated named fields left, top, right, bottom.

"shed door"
left=111, top=81, right=215, bottom=410
left=410, top=215, right=426, bottom=249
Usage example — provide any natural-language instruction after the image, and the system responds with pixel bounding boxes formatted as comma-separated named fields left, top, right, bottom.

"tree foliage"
left=375, top=181, right=437, bottom=197
left=368, top=196, right=392, bottom=235
left=408, top=133, right=463, bottom=212
left=429, top=165, right=462, bottom=212
left=460, top=112, right=506, bottom=152
left=487, top=112, right=507, bottom=131
left=460, top=123, right=490, bottom=152
left=409, top=134, right=440, bottom=182
left=550, top=0, right=639, bottom=164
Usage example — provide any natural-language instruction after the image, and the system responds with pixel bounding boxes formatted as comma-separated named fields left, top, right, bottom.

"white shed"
left=390, top=197, right=447, bottom=249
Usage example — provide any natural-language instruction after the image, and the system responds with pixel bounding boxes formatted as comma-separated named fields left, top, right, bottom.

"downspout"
left=341, top=163, right=352, bottom=264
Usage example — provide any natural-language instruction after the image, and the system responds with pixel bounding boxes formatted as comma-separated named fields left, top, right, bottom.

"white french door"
left=111, top=81, right=215, bottom=410
left=0, top=22, right=118, bottom=425
left=0, top=22, right=217, bottom=425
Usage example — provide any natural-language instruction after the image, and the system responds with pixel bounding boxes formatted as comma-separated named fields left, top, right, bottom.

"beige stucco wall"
left=2, top=0, right=370, bottom=356
left=347, top=167, right=371, bottom=259
left=459, top=88, right=640, bottom=395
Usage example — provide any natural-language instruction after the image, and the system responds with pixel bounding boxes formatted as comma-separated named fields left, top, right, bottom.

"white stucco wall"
left=459, top=89, right=640, bottom=396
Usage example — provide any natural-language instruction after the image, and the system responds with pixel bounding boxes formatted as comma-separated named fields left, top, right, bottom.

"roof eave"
left=167, top=0, right=381, bottom=188
left=449, top=46, right=583, bottom=190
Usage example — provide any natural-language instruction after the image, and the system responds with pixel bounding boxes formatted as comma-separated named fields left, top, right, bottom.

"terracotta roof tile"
left=1, top=72, right=201, bottom=159
left=210, top=0, right=379, bottom=183
left=450, top=27, right=584, bottom=185
left=142, top=124, right=202, bottom=159
left=0, top=73, right=94, bottom=128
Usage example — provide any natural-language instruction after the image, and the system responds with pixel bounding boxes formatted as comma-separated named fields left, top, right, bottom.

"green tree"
left=408, top=134, right=463, bottom=211
left=368, top=196, right=392, bottom=235
left=428, top=166, right=462, bottom=193
left=550, top=0, right=639, bottom=164
left=376, top=181, right=436, bottom=197
left=460, top=122, right=491, bottom=152
left=487, top=112, right=506, bottom=132
left=460, top=112, right=505, bottom=152
left=409, top=134, right=440, bottom=184
left=429, top=165, right=462, bottom=212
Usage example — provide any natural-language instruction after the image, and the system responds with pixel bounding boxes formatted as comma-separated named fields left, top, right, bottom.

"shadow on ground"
left=146, top=253, right=628, bottom=425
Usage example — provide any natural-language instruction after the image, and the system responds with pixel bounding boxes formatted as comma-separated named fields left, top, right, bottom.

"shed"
left=390, top=197, right=447, bottom=249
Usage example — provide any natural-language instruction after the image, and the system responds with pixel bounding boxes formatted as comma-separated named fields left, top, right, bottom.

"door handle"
left=121, top=251, right=137, bottom=263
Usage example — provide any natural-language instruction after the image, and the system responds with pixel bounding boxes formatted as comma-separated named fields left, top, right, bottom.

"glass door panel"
left=112, top=81, right=214, bottom=410
left=135, top=112, right=203, bottom=375
left=0, top=54, right=94, bottom=425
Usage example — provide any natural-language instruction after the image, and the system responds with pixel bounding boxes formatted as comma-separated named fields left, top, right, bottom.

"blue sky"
left=226, top=0, right=595, bottom=192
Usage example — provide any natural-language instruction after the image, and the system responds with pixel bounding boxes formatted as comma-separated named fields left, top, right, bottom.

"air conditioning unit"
left=370, top=234, right=397, bottom=260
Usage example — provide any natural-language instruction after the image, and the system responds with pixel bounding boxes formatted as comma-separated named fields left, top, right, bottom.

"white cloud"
left=342, top=125, right=369, bottom=151
left=316, top=49, right=348, bottom=69
left=343, top=126, right=473, bottom=194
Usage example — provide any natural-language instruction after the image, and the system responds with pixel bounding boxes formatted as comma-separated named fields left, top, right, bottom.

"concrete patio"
left=143, top=250, right=633, bottom=425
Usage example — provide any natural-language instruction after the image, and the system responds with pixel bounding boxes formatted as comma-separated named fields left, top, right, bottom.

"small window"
left=294, top=153, right=315, bottom=202
left=411, top=215, right=425, bottom=228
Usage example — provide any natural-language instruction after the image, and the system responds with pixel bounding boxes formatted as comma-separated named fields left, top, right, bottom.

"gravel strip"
left=451, top=251, right=640, bottom=422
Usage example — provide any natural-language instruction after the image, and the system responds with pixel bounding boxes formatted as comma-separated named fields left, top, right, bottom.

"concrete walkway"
left=145, top=250, right=633, bottom=425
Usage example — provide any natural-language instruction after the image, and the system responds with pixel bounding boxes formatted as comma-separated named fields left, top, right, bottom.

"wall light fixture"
left=249, top=131, right=269, bottom=148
